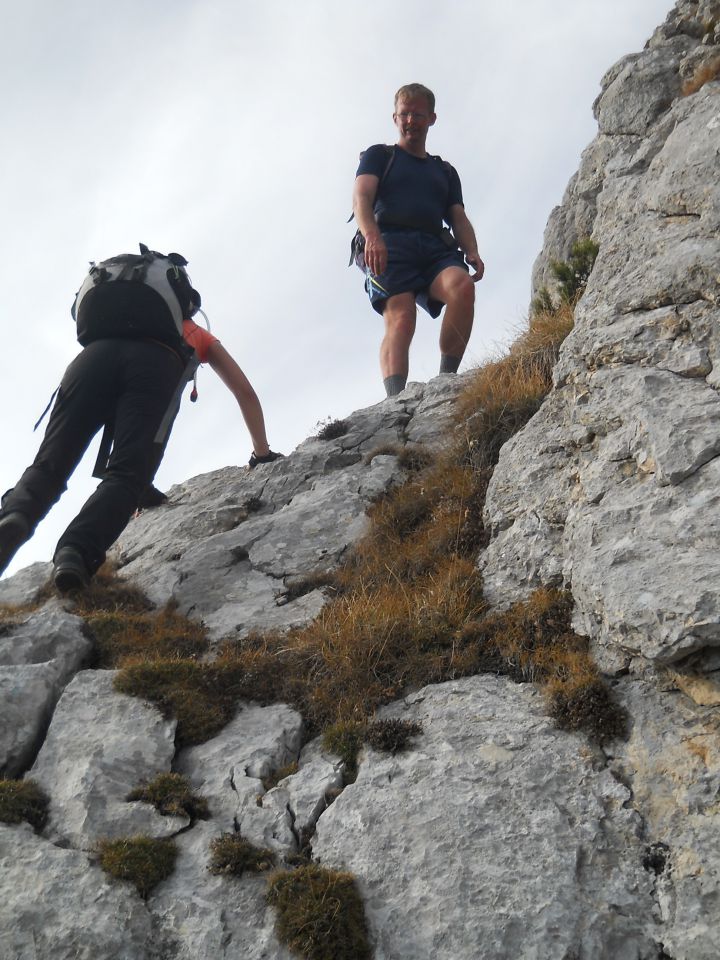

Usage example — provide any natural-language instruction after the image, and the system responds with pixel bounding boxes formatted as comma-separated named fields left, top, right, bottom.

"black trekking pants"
left=3, top=339, right=184, bottom=575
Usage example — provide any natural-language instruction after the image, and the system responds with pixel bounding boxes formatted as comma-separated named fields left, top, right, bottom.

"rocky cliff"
left=2, top=3, right=720, bottom=958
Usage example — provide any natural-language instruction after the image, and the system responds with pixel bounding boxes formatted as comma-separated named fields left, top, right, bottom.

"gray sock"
left=439, top=355, right=461, bottom=374
left=384, top=374, right=407, bottom=397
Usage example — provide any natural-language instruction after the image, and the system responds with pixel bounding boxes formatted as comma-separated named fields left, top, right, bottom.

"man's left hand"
left=466, top=254, right=485, bottom=281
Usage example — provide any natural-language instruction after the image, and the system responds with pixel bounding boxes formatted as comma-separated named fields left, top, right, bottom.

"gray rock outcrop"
left=484, top=0, right=720, bottom=685
left=2, top=4, right=720, bottom=957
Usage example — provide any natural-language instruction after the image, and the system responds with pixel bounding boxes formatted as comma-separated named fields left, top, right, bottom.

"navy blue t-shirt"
left=356, top=144, right=464, bottom=233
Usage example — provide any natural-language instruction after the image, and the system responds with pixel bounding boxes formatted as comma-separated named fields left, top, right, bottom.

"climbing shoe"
left=53, top=546, right=90, bottom=594
left=0, top=511, right=31, bottom=575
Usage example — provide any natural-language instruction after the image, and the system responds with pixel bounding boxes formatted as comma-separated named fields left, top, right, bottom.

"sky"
left=1, top=0, right=674, bottom=578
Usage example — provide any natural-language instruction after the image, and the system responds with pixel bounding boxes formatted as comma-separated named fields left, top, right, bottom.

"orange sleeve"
left=182, top=319, right=219, bottom=363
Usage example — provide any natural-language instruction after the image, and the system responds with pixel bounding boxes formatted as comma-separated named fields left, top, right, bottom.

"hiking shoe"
left=53, top=546, right=90, bottom=594
left=137, top=484, right=168, bottom=509
left=0, top=511, right=31, bottom=575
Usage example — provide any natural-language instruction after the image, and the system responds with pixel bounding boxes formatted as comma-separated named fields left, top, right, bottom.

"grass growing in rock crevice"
left=96, top=835, right=177, bottom=898
left=208, top=832, right=276, bottom=877
left=266, top=865, right=372, bottom=960
left=322, top=718, right=424, bottom=784
left=0, top=778, right=49, bottom=831
left=126, top=772, right=210, bottom=820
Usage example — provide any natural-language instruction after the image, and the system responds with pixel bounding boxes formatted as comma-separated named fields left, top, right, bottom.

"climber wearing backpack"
left=0, top=245, right=281, bottom=591
left=351, top=83, right=484, bottom=397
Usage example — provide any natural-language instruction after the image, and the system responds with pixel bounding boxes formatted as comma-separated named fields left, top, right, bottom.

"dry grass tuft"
left=87, top=602, right=209, bottom=668
left=267, top=864, right=372, bottom=960
left=126, top=772, right=210, bottom=820
left=0, top=778, right=49, bottom=831
left=364, top=443, right=435, bottom=473
left=208, top=832, right=276, bottom=876
left=96, top=835, right=177, bottom=898
left=460, top=588, right=627, bottom=743
left=455, top=301, right=574, bottom=472
left=682, top=55, right=720, bottom=96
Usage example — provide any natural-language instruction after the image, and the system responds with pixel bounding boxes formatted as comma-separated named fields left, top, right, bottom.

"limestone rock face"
left=314, top=676, right=659, bottom=960
left=0, top=603, right=92, bottom=776
left=0, top=824, right=154, bottom=960
left=483, top=0, right=720, bottom=685
left=2, top=6, right=720, bottom=956
left=30, top=671, right=181, bottom=850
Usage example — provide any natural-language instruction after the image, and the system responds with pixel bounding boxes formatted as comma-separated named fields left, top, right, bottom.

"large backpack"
left=67, top=244, right=203, bottom=478
left=72, top=243, right=201, bottom=357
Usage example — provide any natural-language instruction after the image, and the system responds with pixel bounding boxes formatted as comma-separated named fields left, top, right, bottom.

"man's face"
left=393, top=95, right=436, bottom=146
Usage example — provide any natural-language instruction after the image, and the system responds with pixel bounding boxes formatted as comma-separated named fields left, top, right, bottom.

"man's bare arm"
left=353, top=174, right=388, bottom=275
left=448, top=204, right=484, bottom=281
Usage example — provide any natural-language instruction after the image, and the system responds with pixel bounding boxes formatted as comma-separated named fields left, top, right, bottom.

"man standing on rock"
left=352, top=83, right=484, bottom=397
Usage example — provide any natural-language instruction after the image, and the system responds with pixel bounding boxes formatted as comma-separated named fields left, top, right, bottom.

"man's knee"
left=383, top=297, right=416, bottom=341
left=432, top=268, right=475, bottom=312
left=446, top=272, right=475, bottom=310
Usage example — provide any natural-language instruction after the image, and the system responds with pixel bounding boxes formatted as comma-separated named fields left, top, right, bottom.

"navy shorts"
left=365, top=228, right=468, bottom=318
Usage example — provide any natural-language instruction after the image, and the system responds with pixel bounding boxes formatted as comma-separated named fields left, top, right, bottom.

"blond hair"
left=394, top=84, right=435, bottom=113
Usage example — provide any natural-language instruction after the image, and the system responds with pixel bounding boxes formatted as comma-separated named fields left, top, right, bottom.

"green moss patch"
left=267, top=865, right=372, bottom=960
left=96, top=835, right=177, bottom=898
left=127, top=772, right=209, bottom=820
left=0, top=779, right=49, bottom=831
left=208, top=832, right=276, bottom=877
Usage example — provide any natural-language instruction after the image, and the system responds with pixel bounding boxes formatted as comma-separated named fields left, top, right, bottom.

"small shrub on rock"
left=315, top=418, right=349, bottom=441
left=267, top=865, right=372, bottom=960
left=127, top=772, right=209, bottom=820
left=0, top=778, right=49, bottom=831
left=550, top=678, right=628, bottom=743
left=531, top=237, right=599, bottom=315
left=70, top=563, right=155, bottom=615
left=208, top=832, right=276, bottom=876
left=365, top=718, right=423, bottom=754
left=96, top=835, right=177, bottom=898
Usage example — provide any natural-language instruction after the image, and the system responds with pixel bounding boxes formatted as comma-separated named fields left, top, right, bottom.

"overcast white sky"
left=1, top=0, right=673, bottom=578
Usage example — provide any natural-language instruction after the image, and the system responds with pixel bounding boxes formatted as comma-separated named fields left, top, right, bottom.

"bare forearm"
left=353, top=193, right=381, bottom=242
left=207, top=342, right=270, bottom=456
left=449, top=207, right=484, bottom=280
left=453, top=216, right=479, bottom=258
